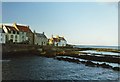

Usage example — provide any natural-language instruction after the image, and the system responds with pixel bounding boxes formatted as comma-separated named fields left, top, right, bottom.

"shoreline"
left=54, top=56, right=120, bottom=71
left=2, top=44, right=120, bottom=63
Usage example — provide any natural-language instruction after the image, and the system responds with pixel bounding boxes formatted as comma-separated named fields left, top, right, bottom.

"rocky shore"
left=40, top=46, right=120, bottom=63
left=55, top=56, right=120, bottom=71
left=2, top=44, right=120, bottom=71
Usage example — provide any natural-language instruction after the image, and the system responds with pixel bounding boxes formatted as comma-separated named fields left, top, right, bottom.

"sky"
left=2, top=2, right=118, bottom=46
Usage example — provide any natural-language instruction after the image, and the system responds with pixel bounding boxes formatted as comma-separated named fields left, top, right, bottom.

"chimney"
left=34, top=30, right=36, bottom=33
left=52, top=35, right=53, bottom=38
left=43, top=32, right=44, bottom=35
left=13, top=22, right=19, bottom=31
left=56, top=35, right=59, bottom=38
left=13, top=22, right=17, bottom=25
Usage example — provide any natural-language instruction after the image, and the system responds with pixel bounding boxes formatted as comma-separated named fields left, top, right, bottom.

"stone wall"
left=1, top=44, right=41, bottom=58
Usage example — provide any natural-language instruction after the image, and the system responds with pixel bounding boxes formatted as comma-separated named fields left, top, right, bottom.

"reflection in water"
left=2, top=55, right=119, bottom=80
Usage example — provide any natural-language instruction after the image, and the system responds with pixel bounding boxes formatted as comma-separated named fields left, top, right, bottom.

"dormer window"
left=13, top=31, right=15, bottom=34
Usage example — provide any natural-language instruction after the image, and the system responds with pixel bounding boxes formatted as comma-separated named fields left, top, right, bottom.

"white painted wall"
left=2, top=25, right=29, bottom=43
left=19, top=32, right=28, bottom=42
left=54, top=40, right=67, bottom=46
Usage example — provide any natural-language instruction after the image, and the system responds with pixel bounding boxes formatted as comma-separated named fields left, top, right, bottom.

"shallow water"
left=57, top=56, right=120, bottom=67
left=2, top=55, right=119, bottom=80
left=79, top=50, right=119, bottom=56
left=74, top=45, right=118, bottom=49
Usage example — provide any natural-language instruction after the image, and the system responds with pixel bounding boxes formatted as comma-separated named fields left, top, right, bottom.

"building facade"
left=13, top=23, right=34, bottom=44
left=49, top=35, right=67, bottom=46
left=2, top=25, right=19, bottom=43
left=1, top=23, right=33, bottom=44
left=34, top=32, right=48, bottom=46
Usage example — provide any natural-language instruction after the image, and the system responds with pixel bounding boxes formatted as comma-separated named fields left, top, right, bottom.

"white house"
left=13, top=23, right=34, bottom=44
left=1, top=23, right=34, bottom=44
left=1, top=23, right=33, bottom=44
left=34, top=32, right=48, bottom=46
left=49, top=35, right=67, bottom=46
left=2, top=24, right=19, bottom=43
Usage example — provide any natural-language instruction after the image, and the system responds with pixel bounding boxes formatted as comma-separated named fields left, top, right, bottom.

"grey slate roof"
left=35, top=33, right=47, bottom=39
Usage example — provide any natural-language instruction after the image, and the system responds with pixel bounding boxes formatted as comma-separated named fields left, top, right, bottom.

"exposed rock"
left=113, top=67, right=120, bottom=71
left=85, top=61, right=95, bottom=67
left=99, top=63, right=112, bottom=68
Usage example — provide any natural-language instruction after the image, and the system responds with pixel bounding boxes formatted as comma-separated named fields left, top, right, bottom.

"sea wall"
left=2, top=44, right=41, bottom=58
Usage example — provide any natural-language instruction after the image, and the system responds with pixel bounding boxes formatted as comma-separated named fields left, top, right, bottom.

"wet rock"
left=56, top=57, right=80, bottom=64
left=113, top=67, right=120, bottom=71
left=99, top=63, right=112, bottom=68
left=56, top=57, right=63, bottom=61
left=80, top=61, right=86, bottom=64
left=85, top=61, right=95, bottom=67
left=72, top=59, right=80, bottom=63
left=96, top=63, right=100, bottom=67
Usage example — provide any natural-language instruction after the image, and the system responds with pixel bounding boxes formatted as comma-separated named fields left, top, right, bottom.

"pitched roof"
left=16, top=25, right=32, bottom=32
left=35, top=33, right=47, bottom=38
left=4, top=25, right=18, bottom=32
left=51, top=37, right=66, bottom=42
left=53, top=38, right=60, bottom=42
left=59, top=37, right=66, bottom=41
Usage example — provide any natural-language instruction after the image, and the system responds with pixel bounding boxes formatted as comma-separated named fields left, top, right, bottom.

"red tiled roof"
left=52, top=37, right=66, bottom=42
left=16, top=25, right=32, bottom=32
left=53, top=38, right=60, bottom=42
left=5, top=25, right=18, bottom=31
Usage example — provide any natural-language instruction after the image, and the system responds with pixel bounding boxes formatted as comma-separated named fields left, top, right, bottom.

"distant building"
left=34, top=31, right=48, bottom=46
left=49, top=35, right=67, bottom=46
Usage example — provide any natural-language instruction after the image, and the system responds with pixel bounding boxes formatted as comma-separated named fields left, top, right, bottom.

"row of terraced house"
left=0, top=23, right=67, bottom=46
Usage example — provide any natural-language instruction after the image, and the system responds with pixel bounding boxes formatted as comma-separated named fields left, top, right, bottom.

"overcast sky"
left=2, top=2, right=118, bottom=46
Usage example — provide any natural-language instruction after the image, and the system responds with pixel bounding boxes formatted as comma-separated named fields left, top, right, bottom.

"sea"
left=2, top=56, right=120, bottom=80
left=74, top=45, right=119, bottom=56
left=2, top=45, right=120, bottom=80
left=74, top=45, right=119, bottom=49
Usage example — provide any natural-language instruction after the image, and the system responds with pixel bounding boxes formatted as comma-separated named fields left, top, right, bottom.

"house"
left=13, top=23, right=34, bottom=44
left=1, top=23, right=33, bottom=44
left=2, top=24, right=19, bottom=43
left=34, top=31, right=48, bottom=46
left=0, top=25, right=6, bottom=44
left=49, top=35, right=67, bottom=46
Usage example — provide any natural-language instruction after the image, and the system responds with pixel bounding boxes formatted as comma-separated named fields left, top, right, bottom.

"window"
left=15, top=35, right=17, bottom=39
left=17, top=32, right=19, bottom=34
left=22, top=36, right=24, bottom=39
left=15, top=40, right=17, bottom=42
left=11, top=35, right=13, bottom=38
left=13, top=31, right=15, bottom=34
